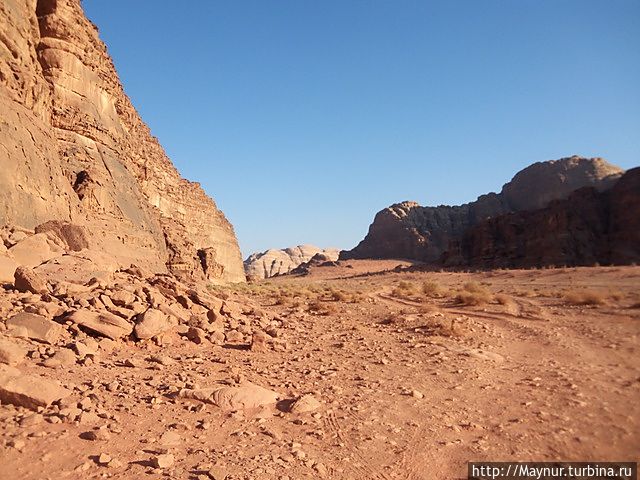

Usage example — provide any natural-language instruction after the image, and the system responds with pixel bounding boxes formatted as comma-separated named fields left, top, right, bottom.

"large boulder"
left=66, top=310, right=133, bottom=340
left=0, top=365, right=71, bottom=410
left=0, top=337, right=26, bottom=366
left=35, top=221, right=90, bottom=251
left=0, top=254, right=19, bottom=284
left=14, top=266, right=49, bottom=294
left=6, top=313, right=63, bottom=344
left=134, top=309, right=175, bottom=340
left=7, top=233, right=63, bottom=268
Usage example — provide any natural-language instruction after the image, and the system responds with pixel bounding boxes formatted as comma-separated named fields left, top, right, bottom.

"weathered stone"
left=179, top=382, right=279, bottom=410
left=35, top=221, right=90, bottom=251
left=186, top=326, right=207, bottom=344
left=8, top=234, right=63, bottom=268
left=134, top=309, right=174, bottom=340
left=0, top=365, right=71, bottom=410
left=0, top=337, right=26, bottom=366
left=0, top=254, right=19, bottom=284
left=14, top=266, right=49, bottom=294
left=289, top=394, right=322, bottom=414
left=151, top=453, right=174, bottom=469
left=341, top=157, right=625, bottom=264
left=66, top=310, right=133, bottom=340
left=0, top=0, right=245, bottom=283
left=109, top=290, right=137, bottom=308
left=6, top=312, right=62, bottom=344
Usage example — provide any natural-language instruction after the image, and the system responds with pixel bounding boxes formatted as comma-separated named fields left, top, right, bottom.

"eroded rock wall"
left=0, top=0, right=244, bottom=283
left=446, top=168, right=640, bottom=268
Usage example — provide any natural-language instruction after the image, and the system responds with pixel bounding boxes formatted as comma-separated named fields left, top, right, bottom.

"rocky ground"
left=1, top=253, right=639, bottom=479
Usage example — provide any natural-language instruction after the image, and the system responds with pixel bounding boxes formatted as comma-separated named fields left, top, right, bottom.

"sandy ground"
left=1, top=261, right=639, bottom=479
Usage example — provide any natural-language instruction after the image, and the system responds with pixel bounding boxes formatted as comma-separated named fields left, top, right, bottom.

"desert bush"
left=392, top=281, right=418, bottom=298
left=330, top=289, right=349, bottom=302
left=307, top=300, right=338, bottom=316
left=455, top=290, right=493, bottom=306
left=462, top=281, right=486, bottom=293
left=421, top=281, right=443, bottom=297
left=494, top=293, right=515, bottom=306
left=564, top=290, right=607, bottom=306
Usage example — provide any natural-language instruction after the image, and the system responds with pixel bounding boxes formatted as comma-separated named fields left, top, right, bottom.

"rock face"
left=244, top=245, right=340, bottom=280
left=341, top=157, right=624, bottom=263
left=446, top=167, right=640, bottom=268
left=0, top=0, right=244, bottom=283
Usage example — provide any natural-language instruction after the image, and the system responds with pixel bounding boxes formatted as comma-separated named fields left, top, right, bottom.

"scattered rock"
left=5, top=312, right=62, bottom=344
left=134, top=308, right=174, bottom=340
left=186, top=326, right=207, bottom=344
left=0, top=337, right=26, bottom=366
left=179, top=382, right=279, bottom=410
left=14, top=266, right=49, bottom=294
left=289, top=394, right=322, bottom=414
left=0, top=364, right=71, bottom=410
left=152, top=453, right=174, bottom=469
left=66, top=310, right=133, bottom=340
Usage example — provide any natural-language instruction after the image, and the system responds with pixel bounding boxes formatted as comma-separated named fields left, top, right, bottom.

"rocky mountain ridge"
left=445, top=167, right=640, bottom=268
left=0, top=0, right=244, bottom=283
left=341, top=156, right=626, bottom=265
left=244, top=245, right=340, bottom=280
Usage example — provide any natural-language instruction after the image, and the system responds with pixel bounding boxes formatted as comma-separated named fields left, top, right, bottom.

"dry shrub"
left=421, top=281, right=443, bottom=297
left=455, top=290, right=493, bottom=306
left=564, top=290, right=607, bottom=306
left=421, top=318, right=462, bottom=337
left=495, top=293, right=515, bottom=306
left=392, top=281, right=418, bottom=298
left=418, top=303, right=438, bottom=314
left=330, top=289, right=349, bottom=302
left=462, top=281, right=486, bottom=293
left=307, top=300, right=338, bottom=316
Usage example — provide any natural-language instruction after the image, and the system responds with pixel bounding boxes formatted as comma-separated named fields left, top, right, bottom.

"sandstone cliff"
left=445, top=167, right=640, bottom=268
left=0, top=0, right=244, bottom=283
left=341, top=157, right=624, bottom=263
left=244, top=245, right=340, bottom=280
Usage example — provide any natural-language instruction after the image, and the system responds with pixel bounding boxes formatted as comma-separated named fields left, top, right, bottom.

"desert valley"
left=0, top=1, right=638, bottom=479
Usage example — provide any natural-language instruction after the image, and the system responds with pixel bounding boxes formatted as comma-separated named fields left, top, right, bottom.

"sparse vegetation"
left=564, top=290, right=607, bottom=306
left=421, top=281, right=443, bottom=297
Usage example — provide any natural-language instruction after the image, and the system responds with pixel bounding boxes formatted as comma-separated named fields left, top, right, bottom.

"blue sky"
left=84, top=0, right=640, bottom=257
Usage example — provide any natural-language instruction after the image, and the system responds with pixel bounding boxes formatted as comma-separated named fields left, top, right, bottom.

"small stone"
left=81, top=428, right=111, bottom=441
left=159, top=430, right=181, bottom=446
left=411, top=390, right=424, bottom=399
left=289, top=394, right=322, bottom=414
left=208, top=465, right=228, bottom=480
left=152, top=453, right=174, bottom=469
left=0, top=337, right=26, bottom=366
left=186, top=326, right=207, bottom=344
left=14, top=266, right=48, bottom=294
left=97, top=453, right=112, bottom=465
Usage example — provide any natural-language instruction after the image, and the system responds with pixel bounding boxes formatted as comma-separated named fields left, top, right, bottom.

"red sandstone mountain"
left=0, top=0, right=244, bottom=283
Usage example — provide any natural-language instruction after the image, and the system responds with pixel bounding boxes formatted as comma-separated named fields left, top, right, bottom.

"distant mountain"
left=245, top=245, right=340, bottom=280
left=341, top=156, right=634, bottom=267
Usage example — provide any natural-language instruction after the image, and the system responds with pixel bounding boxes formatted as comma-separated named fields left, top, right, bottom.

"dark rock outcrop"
left=341, top=157, right=625, bottom=263
left=445, top=168, right=640, bottom=268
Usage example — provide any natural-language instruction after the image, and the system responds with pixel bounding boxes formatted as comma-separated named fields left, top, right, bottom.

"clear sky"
left=83, top=0, right=640, bottom=258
